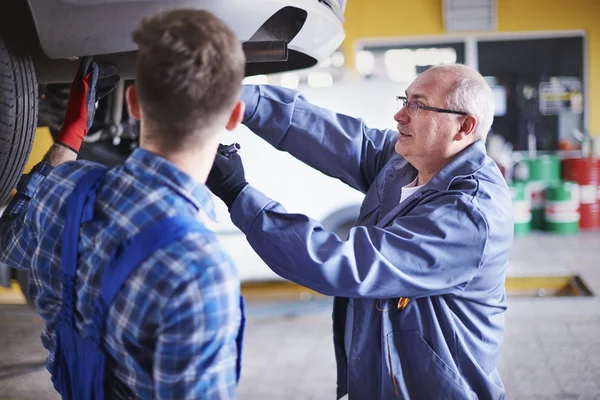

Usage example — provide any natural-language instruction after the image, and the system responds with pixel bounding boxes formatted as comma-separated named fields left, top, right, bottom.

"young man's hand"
left=55, top=56, right=120, bottom=153
left=206, top=145, right=248, bottom=210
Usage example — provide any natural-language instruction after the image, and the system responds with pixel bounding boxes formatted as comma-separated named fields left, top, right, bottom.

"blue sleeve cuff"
left=230, top=185, right=275, bottom=234
left=240, top=84, right=260, bottom=123
left=15, top=161, right=54, bottom=199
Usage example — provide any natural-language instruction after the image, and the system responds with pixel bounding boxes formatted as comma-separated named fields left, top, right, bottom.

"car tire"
left=0, top=25, right=38, bottom=205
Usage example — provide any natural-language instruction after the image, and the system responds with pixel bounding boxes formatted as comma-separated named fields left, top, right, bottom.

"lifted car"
left=0, top=0, right=346, bottom=204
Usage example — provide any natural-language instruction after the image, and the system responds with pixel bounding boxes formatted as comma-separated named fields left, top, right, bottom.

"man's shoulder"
left=49, top=160, right=107, bottom=183
left=471, top=159, right=513, bottom=214
left=36, top=160, right=109, bottom=200
left=28, top=160, right=107, bottom=217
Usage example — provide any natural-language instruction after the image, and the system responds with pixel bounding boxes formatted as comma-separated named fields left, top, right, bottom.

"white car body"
left=25, top=0, right=345, bottom=82
left=28, top=0, right=344, bottom=61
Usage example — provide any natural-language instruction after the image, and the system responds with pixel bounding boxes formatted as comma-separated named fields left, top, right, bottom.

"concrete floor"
left=1, top=231, right=600, bottom=399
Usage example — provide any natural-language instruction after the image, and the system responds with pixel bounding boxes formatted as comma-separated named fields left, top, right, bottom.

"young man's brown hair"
left=132, top=9, right=246, bottom=151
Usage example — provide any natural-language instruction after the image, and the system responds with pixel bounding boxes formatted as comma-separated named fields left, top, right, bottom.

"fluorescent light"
left=439, top=48, right=457, bottom=64
left=308, top=72, right=333, bottom=88
left=331, top=51, right=345, bottom=68
left=280, top=73, right=300, bottom=89
left=355, top=51, right=375, bottom=76
left=384, top=50, right=416, bottom=83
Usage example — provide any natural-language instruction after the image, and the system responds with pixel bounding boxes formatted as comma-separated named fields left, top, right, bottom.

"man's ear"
left=126, top=85, right=141, bottom=121
left=455, top=115, right=477, bottom=141
left=225, top=100, right=245, bottom=131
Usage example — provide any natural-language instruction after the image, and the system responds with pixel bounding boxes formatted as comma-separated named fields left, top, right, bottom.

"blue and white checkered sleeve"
left=153, top=245, right=240, bottom=400
left=0, top=162, right=54, bottom=269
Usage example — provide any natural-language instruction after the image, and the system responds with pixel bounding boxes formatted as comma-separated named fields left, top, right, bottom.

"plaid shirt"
left=0, top=149, right=241, bottom=399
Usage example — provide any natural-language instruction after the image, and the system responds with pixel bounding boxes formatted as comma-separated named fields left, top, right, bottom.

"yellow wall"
left=24, top=127, right=53, bottom=173
left=9, top=127, right=52, bottom=199
left=343, top=0, right=444, bottom=39
left=342, top=0, right=600, bottom=136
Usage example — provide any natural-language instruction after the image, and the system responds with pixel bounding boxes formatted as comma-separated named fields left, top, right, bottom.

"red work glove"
left=55, top=56, right=120, bottom=152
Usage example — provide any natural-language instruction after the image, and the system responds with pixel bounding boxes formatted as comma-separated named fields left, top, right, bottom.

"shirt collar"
left=427, top=140, right=488, bottom=192
left=403, top=177, right=422, bottom=189
left=123, top=148, right=216, bottom=220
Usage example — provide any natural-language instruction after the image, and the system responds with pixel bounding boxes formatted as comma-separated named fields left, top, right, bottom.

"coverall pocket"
left=386, top=330, right=474, bottom=400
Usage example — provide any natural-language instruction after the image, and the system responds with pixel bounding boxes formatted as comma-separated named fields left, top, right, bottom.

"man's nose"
left=394, top=107, right=409, bottom=123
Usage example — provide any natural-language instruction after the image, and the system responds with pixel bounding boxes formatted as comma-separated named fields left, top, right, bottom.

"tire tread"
left=0, top=24, right=38, bottom=204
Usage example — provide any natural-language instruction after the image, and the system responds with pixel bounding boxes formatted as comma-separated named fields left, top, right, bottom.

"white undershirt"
left=399, top=177, right=424, bottom=203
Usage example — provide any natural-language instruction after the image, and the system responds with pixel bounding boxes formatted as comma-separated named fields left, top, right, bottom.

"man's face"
left=393, top=70, right=462, bottom=165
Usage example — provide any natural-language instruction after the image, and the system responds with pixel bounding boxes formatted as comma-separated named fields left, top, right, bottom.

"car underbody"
left=0, top=0, right=345, bottom=205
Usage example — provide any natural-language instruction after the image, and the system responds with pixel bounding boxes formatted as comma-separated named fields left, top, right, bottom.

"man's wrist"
left=44, top=143, right=78, bottom=166
left=225, top=182, right=249, bottom=211
left=54, top=140, right=79, bottom=154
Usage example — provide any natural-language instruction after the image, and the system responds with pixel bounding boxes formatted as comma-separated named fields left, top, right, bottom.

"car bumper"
left=28, top=0, right=344, bottom=82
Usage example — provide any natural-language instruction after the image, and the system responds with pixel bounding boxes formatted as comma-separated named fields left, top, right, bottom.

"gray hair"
left=430, top=64, right=495, bottom=143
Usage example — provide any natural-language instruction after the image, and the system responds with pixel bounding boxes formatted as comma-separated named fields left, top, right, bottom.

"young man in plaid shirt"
left=0, top=9, right=246, bottom=399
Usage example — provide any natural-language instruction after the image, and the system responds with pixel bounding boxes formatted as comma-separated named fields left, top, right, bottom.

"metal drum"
left=520, top=155, right=561, bottom=230
left=509, top=182, right=531, bottom=235
left=527, top=155, right=562, bottom=182
left=544, top=181, right=580, bottom=235
left=561, top=158, right=600, bottom=230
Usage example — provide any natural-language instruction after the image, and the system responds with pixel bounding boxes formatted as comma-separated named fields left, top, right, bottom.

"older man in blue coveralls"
left=206, top=64, right=513, bottom=399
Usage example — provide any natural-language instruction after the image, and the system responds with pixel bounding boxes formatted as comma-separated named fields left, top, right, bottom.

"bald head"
left=424, top=64, right=494, bottom=143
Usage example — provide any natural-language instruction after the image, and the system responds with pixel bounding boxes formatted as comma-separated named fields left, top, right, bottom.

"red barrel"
left=561, top=158, right=600, bottom=230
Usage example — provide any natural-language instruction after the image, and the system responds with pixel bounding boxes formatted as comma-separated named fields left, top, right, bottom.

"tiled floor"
left=1, top=232, right=599, bottom=399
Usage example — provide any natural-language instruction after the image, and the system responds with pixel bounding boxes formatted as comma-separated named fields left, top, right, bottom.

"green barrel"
left=526, top=155, right=561, bottom=183
left=510, top=182, right=531, bottom=235
left=544, top=181, right=580, bottom=234
left=526, top=181, right=546, bottom=230
left=517, top=156, right=561, bottom=230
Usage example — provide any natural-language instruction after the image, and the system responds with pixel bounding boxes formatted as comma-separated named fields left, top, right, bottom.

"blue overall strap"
left=236, top=296, right=246, bottom=383
left=60, top=167, right=108, bottom=328
left=53, top=166, right=108, bottom=400
left=87, top=215, right=209, bottom=344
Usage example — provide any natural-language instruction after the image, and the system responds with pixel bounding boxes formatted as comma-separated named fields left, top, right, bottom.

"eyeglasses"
left=396, top=96, right=467, bottom=117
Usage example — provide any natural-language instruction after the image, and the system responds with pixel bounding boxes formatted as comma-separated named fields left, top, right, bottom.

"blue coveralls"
left=231, top=85, right=514, bottom=399
left=51, top=167, right=245, bottom=399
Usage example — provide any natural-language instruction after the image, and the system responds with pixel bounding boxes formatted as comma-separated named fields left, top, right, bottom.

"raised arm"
left=241, top=85, right=398, bottom=193
left=1, top=56, right=117, bottom=269
left=230, top=185, right=488, bottom=299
